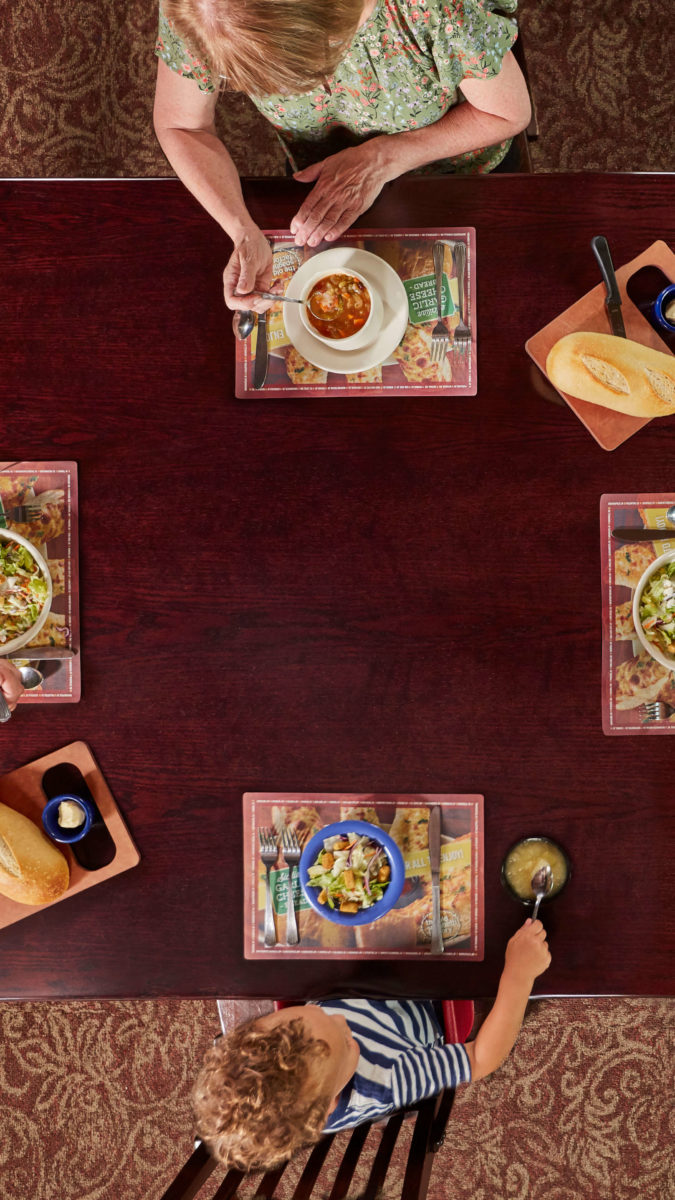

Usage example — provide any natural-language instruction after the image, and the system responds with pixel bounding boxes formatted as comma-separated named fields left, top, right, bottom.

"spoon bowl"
left=232, top=310, right=256, bottom=341
left=18, top=666, right=44, bottom=689
left=530, top=863, right=553, bottom=920
left=666, top=505, right=675, bottom=526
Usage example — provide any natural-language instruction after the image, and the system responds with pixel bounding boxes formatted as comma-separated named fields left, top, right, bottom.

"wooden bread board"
left=525, top=240, right=675, bottom=451
left=0, top=740, right=140, bottom=930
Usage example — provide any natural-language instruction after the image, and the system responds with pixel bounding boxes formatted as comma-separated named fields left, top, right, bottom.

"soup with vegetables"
left=503, top=838, right=568, bottom=901
left=306, top=273, right=371, bottom=339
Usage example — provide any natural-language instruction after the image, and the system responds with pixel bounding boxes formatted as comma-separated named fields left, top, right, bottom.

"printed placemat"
left=235, top=228, right=476, bottom=398
left=243, top=792, right=484, bottom=960
left=601, top=493, right=675, bottom=734
left=526, top=241, right=675, bottom=451
left=0, top=741, right=140, bottom=931
left=0, top=462, right=80, bottom=703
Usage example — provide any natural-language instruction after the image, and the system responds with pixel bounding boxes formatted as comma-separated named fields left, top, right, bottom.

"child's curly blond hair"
left=192, top=1016, right=333, bottom=1171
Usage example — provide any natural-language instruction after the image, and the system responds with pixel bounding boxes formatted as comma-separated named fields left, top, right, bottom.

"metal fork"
left=1, top=505, right=43, bottom=523
left=639, top=700, right=675, bottom=722
left=429, top=241, right=451, bottom=364
left=258, top=827, right=278, bottom=948
left=281, top=829, right=302, bottom=945
left=452, top=241, right=471, bottom=359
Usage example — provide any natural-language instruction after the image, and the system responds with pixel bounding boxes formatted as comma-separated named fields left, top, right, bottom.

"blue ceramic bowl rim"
left=653, top=283, right=675, bottom=330
left=500, top=834, right=571, bottom=906
left=299, top=819, right=405, bottom=925
left=41, top=793, right=94, bottom=843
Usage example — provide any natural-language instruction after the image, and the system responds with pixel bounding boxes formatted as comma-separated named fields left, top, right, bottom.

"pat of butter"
left=664, top=299, right=675, bottom=324
left=58, top=800, right=85, bottom=829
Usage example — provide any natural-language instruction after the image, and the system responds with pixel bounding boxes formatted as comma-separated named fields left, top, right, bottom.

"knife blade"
left=252, top=311, right=269, bottom=390
left=429, top=805, right=444, bottom=955
left=5, top=646, right=75, bottom=660
left=612, top=528, right=675, bottom=542
left=591, top=235, right=626, bottom=338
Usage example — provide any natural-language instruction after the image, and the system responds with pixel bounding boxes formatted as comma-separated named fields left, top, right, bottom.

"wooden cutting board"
left=0, top=741, right=140, bottom=930
left=526, top=240, right=675, bottom=451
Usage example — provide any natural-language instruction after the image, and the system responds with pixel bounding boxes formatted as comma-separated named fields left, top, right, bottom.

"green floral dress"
left=156, top=0, right=518, bottom=173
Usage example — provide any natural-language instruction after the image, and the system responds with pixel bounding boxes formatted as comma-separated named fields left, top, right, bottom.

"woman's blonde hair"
left=163, top=0, right=365, bottom=96
left=192, top=1016, right=333, bottom=1171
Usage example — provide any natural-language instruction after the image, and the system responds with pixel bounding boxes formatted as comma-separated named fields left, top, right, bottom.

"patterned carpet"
left=1, top=0, right=673, bottom=176
left=0, top=997, right=673, bottom=1200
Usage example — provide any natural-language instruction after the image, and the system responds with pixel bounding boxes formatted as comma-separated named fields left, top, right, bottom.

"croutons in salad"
left=306, top=831, right=391, bottom=914
left=639, top=561, right=675, bottom=655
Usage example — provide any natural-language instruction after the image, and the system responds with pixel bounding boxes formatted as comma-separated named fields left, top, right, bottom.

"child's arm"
left=464, top=918, right=551, bottom=1082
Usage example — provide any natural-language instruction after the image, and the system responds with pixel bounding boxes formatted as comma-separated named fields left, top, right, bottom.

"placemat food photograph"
left=235, top=228, right=476, bottom=399
left=0, top=461, right=80, bottom=703
left=243, top=792, right=484, bottom=961
left=601, top=493, right=675, bottom=734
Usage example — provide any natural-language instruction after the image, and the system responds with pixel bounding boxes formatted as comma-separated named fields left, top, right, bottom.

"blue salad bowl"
left=299, top=819, right=405, bottom=926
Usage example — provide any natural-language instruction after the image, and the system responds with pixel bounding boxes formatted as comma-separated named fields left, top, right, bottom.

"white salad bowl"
left=298, top=267, right=383, bottom=350
left=0, top=528, right=53, bottom=656
left=632, top=548, right=675, bottom=672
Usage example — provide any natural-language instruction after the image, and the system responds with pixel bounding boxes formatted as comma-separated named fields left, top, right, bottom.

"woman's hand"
left=0, top=662, right=25, bottom=712
left=223, top=227, right=274, bottom=313
left=291, top=141, right=391, bottom=247
left=504, top=918, right=551, bottom=986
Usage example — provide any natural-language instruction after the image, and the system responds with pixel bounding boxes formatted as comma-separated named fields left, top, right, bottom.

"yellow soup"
left=503, top=838, right=568, bottom=901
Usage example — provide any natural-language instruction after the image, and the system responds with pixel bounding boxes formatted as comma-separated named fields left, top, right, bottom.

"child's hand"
left=504, top=918, right=551, bottom=986
left=0, top=661, right=25, bottom=712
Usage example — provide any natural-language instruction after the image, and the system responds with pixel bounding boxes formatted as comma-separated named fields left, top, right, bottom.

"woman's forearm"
left=371, top=100, right=524, bottom=182
left=154, top=123, right=257, bottom=241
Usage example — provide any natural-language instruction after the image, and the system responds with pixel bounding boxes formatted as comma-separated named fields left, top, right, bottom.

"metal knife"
left=252, top=311, right=269, bottom=390
left=5, top=646, right=75, bottom=660
left=591, top=235, right=626, bottom=338
left=429, top=805, right=444, bottom=955
left=612, top=528, right=675, bottom=542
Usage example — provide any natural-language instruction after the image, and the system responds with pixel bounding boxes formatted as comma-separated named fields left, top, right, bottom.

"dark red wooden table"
left=1, top=175, right=674, bottom=999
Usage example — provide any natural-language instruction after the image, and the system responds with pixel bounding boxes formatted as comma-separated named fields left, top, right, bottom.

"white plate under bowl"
left=632, top=549, right=675, bottom=672
left=0, top=527, right=53, bottom=655
left=284, top=247, right=409, bottom=374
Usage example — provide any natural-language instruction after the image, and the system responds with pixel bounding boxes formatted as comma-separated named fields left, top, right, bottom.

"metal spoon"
left=245, top=291, right=344, bottom=321
left=530, top=863, right=552, bottom=920
left=0, top=665, right=44, bottom=722
left=232, top=310, right=256, bottom=341
left=666, top=505, right=675, bottom=526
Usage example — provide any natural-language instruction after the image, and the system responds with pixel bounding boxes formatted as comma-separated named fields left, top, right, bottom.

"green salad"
left=639, top=561, right=675, bottom=656
left=306, top=831, right=391, bottom=913
left=0, top=540, right=49, bottom=644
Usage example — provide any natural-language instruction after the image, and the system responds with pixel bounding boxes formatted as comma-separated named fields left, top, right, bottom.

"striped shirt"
left=316, top=999, right=471, bottom=1133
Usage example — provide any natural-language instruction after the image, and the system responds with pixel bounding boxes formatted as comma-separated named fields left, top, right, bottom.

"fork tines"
left=281, top=827, right=301, bottom=853
left=638, top=701, right=672, bottom=722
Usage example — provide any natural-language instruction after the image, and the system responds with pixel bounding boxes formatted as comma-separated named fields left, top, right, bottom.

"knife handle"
left=612, top=527, right=674, bottom=542
left=591, top=236, right=621, bottom=307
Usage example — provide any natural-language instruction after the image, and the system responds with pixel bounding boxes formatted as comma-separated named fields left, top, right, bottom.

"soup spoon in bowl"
left=246, top=291, right=343, bottom=321
left=530, top=863, right=553, bottom=920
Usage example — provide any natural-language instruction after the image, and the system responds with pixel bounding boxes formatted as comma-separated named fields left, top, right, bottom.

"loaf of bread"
left=546, top=331, right=675, bottom=417
left=0, top=802, right=69, bottom=905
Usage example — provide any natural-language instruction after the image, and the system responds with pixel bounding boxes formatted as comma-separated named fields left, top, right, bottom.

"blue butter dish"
left=42, top=793, right=95, bottom=844
left=652, top=283, right=675, bottom=334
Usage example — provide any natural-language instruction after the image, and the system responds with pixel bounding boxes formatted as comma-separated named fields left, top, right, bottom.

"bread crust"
left=0, top=803, right=69, bottom=905
left=546, top=332, right=675, bottom=417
